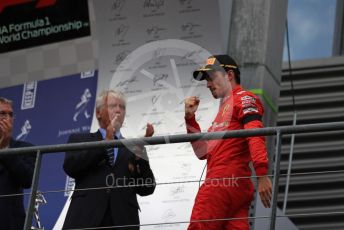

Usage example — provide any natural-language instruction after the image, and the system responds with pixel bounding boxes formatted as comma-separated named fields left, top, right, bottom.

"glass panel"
left=283, top=0, right=337, bottom=61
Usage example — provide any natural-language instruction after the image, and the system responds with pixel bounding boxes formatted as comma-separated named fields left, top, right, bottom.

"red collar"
left=232, top=85, right=243, bottom=94
left=221, top=85, right=242, bottom=105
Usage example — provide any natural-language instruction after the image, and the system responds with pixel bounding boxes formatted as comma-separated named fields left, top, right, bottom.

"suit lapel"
left=114, top=136, right=130, bottom=167
left=91, top=131, right=108, bottom=165
left=9, top=139, right=17, bottom=148
left=92, top=131, right=104, bottom=141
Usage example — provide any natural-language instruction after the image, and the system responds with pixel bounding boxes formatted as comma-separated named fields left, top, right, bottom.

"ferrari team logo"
left=222, top=104, right=229, bottom=117
left=206, top=57, right=216, bottom=65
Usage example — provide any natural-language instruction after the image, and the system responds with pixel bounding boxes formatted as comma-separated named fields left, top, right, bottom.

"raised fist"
left=184, top=96, right=200, bottom=119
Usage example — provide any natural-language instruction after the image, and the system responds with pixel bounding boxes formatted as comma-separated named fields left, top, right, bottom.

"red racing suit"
left=186, top=86, right=269, bottom=230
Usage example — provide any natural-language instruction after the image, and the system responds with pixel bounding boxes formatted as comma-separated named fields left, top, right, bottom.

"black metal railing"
left=1, top=121, right=343, bottom=230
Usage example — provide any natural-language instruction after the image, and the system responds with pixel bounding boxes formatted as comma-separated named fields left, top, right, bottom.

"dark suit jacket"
left=62, top=131, right=156, bottom=229
left=0, top=139, right=35, bottom=230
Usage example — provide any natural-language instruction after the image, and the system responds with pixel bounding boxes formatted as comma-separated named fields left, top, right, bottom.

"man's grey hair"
left=0, top=97, right=13, bottom=106
left=96, top=90, right=126, bottom=109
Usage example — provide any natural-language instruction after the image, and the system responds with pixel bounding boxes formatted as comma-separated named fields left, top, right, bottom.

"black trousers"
left=100, top=202, right=115, bottom=229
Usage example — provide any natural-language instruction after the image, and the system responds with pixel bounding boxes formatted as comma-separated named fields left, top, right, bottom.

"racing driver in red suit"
left=185, top=55, right=272, bottom=229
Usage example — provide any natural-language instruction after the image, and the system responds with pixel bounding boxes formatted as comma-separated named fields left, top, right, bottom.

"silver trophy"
left=31, top=191, right=47, bottom=230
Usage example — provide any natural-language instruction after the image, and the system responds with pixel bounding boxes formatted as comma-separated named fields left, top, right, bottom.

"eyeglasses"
left=0, top=111, right=14, bottom=119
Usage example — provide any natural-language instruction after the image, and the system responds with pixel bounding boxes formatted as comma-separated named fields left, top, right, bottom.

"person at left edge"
left=63, top=90, right=156, bottom=229
left=0, top=97, right=35, bottom=230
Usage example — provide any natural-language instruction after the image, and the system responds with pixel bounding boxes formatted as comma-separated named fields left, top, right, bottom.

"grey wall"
left=227, top=1, right=288, bottom=229
left=219, top=0, right=233, bottom=53
left=227, top=0, right=288, bottom=171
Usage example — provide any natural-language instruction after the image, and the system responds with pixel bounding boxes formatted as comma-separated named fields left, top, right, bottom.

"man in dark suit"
left=0, top=97, right=35, bottom=230
left=63, top=90, right=156, bottom=229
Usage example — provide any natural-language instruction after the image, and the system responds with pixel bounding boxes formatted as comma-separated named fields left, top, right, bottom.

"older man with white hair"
left=63, top=90, right=156, bottom=230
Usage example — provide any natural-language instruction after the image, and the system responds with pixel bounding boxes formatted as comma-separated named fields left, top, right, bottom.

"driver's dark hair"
left=224, top=68, right=241, bottom=84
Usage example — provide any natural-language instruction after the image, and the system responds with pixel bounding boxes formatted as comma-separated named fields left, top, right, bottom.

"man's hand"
left=0, top=119, right=12, bottom=149
left=144, top=123, right=154, bottom=137
left=132, top=123, right=154, bottom=160
left=105, top=114, right=121, bottom=140
left=184, top=96, right=200, bottom=119
left=258, top=176, right=272, bottom=208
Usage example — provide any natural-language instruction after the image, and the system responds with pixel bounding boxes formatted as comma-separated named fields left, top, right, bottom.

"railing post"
left=23, top=150, right=43, bottom=230
left=269, top=130, right=283, bottom=230
left=283, top=112, right=297, bottom=213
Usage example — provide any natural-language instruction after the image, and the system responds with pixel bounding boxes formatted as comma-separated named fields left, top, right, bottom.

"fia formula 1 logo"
left=0, top=0, right=57, bottom=13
